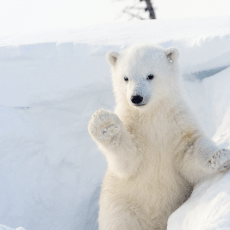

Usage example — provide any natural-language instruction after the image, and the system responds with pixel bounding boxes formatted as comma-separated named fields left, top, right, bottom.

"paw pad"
left=88, top=110, right=121, bottom=142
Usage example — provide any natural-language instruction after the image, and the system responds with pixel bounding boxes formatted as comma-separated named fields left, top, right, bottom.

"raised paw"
left=208, top=148, right=230, bottom=173
left=88, top=109, right=122, bottom=143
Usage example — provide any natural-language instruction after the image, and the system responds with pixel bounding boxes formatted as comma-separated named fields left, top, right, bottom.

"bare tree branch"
left=122, top=9, right=145, bottom=20
left=143, top=0, right=156, bottom=19
left=113, top=0, right=156, bottom=20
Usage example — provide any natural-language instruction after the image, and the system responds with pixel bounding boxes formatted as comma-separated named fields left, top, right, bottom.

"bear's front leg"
left=88, top=109, right=141, bottom=178
left=180, top=138, right=230, bottom=183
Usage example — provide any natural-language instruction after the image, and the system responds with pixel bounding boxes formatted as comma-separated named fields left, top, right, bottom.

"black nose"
left=131, top=95, right=143, bottom=104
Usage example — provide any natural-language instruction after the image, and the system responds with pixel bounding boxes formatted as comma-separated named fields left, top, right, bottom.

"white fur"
left=88, top=44, right=230, bottom=230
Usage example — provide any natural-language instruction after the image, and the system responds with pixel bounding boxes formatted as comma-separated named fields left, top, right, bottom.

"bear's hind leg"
left=99, top=204, right=142, bottom=230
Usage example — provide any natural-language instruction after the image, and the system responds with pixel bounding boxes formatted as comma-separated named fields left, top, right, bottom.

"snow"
left=168, top=172, right=230, bottom=230
left=0, top=225, right=25, bottom=230
left=168, top=68, right=230, bottom=230
left=0, top=16, right=230, bottom=230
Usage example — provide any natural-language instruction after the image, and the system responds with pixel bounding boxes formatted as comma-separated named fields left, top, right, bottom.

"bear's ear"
left=106, top=51, right=119, bottom=66
left=164, top=47, right=179, bottom=63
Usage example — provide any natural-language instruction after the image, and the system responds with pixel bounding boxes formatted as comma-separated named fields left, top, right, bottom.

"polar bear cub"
left=88, top=44, right=230, bottom=230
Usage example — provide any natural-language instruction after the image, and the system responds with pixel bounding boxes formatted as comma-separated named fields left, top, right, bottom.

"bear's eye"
left=124, top=77, right=129, bottom=82
left=147, top=74, right=154, bottom=80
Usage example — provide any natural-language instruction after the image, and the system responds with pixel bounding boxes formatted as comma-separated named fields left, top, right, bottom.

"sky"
left=0, top=0, right=230, bottom=36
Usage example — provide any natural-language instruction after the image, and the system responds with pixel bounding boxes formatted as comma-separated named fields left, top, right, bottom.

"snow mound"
left=0, top=16, right=230, bottom=230
left=0, top=225, right=25, bottom=230
left=168, top=67, right=230, bottom=230
left=168, top=172, right=230, bottom=230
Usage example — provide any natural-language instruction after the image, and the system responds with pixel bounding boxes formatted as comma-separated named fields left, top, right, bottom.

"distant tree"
left=143, top=0, right=156, bottom=19
left=114, top=0, right=156, bottom=20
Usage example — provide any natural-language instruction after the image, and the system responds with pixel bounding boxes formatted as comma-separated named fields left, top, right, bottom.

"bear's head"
left=106, top=44, right=181, bottom=111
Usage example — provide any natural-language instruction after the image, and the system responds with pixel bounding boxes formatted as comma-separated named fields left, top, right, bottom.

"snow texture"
left=0, top=16, right=230, bottom=230
left=0, top=225, right=25, bottom=230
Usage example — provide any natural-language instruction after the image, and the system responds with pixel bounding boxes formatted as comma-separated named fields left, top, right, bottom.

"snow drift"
left=0, top=16, right=230, bottom=230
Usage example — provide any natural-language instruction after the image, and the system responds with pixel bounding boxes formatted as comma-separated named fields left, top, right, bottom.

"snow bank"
left=168, top=172, right=230, bottom=230
left=0, top=85, right=114, bottom=229
left=1, top=16, right=230, bottom=107
left=0, top=17, right=230, bottom=106
left=0, top=225, right=25, bottom=230
left=0, top=16, right=230, bottom=230
left=168, top=67, right=230, bottom=230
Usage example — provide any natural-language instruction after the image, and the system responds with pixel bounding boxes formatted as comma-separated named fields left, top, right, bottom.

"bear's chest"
left=128, top=115, right=178, bottom=158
